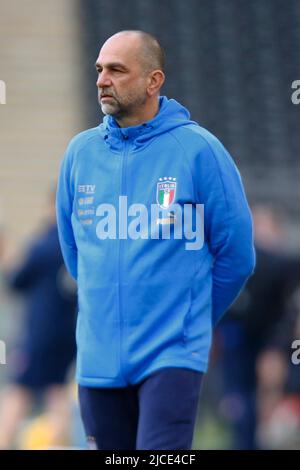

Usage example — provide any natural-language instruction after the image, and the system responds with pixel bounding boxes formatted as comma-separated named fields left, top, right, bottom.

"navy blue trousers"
left=78, top=367, right=203, bottom=450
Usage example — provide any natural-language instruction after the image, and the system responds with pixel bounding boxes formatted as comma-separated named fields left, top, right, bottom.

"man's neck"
left=116, top=97, right=160, bottom=128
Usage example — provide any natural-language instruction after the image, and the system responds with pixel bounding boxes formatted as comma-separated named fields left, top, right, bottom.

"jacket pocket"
left=182, top=288, right=192, bottom=345
left=76, top=286, right=120, bottom=379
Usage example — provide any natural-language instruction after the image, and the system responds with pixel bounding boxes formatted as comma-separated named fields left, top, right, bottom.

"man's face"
left=95, top=35, right=149, bottom=119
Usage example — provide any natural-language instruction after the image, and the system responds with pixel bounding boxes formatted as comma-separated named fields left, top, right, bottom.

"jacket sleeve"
left=195, top=134, right=256, bottom=327
left=56, top=145, right=78, bottom=281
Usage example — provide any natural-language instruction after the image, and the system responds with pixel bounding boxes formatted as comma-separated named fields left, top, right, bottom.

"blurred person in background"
left=256, top=288, right=300, bottom=449
left=0, top=189, right=77, bottom=449
left=214, top=203, right=300, bottom=449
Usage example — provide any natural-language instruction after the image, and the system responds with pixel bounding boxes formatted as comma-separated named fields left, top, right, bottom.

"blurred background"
left=0, top=0, right=300, bottom=449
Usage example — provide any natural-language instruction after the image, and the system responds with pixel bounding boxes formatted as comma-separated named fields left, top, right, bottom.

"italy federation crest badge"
left=157, top=177, right=177, bottom=209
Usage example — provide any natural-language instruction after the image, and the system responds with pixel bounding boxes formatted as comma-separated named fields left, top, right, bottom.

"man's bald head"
left=96, top=30, right=166, bottom=126
left=104, top=30, right=165, bottom=75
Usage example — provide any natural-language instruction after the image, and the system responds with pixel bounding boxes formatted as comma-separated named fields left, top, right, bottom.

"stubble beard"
left=99, top=88, right=147, bottom=120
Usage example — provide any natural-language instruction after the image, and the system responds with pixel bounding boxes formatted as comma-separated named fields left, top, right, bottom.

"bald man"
left=56, top=30, right=255, bottom=450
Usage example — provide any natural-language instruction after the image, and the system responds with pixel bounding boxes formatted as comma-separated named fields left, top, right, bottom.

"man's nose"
left=96, top=71, right=112, bottom=88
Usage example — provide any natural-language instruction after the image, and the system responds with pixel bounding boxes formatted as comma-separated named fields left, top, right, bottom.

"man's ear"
left=147, top=70, right=165, bottom=96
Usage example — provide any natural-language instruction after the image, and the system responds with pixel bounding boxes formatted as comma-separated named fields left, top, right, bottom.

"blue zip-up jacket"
left=56, top=96, right=255, bottom=387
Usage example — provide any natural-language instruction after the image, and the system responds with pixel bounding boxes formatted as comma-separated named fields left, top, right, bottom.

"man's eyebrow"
left=94, top=62, right=128, bottom=70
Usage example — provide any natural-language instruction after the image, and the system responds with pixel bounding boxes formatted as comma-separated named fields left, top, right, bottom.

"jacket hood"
left=99, top=96, right=196, bottom=150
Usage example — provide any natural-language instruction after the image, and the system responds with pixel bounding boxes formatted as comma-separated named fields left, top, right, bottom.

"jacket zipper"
left=118, top=135, right=129, bottom=380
